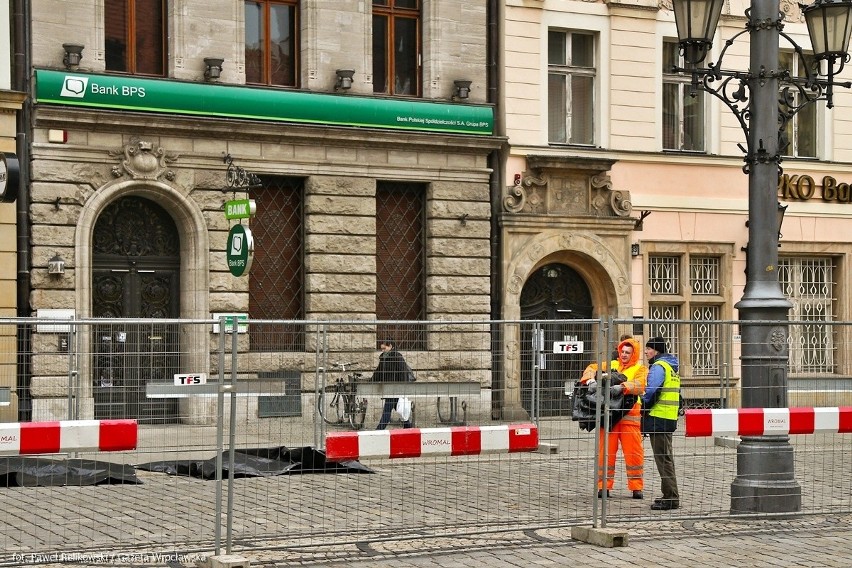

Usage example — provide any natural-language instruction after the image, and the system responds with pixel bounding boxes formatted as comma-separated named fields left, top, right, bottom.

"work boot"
left=651, top=499, right=679, bottom=510
left=632, top=490, right=644, bottom=499
left=597, top=489, right=611, bottom=498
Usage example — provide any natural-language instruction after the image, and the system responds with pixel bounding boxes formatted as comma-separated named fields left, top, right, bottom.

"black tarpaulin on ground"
left=0, top=457, right=142, bottom=487
left=136, top=446, right=373, bottom=479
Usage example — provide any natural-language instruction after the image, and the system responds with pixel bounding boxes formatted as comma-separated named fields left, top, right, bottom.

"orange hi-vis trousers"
left=597, top=414, right=644, bottom=491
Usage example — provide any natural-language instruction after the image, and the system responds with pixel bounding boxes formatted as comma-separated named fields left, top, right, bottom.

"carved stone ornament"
left=591, top=172, right=632, bottom=217
left=503, top=173, right=548, bottom=214
left=507, top=157, right=632, bottom=218
left=109, top=139, right=178, bottom=181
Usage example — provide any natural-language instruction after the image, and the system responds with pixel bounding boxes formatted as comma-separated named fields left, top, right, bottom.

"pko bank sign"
left=34, top=69, right=493, bottom=135
left=59, top=76, right=145, bottom=99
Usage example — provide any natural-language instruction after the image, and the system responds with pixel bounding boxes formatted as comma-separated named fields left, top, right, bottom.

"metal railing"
left=0, top=316, right=849, bottom=563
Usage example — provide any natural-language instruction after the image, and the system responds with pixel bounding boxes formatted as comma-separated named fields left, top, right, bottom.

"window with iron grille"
left=663, top=40, right=705, bottom=152
left=249, top=177, right=304, bottom=351
left=548, top=30, right=595, bottom=145
left=780, top=257, right=835, bottom=373
left=376, top=181, right=425, bottom=350
left=649, top=255, right=680, bottom=295
left=779, top=50, right=818, bottom=158
left=105, top=0, right=166, bottom=76
left=647, top=251, right=726, bottom=378
left=245, top=0, right=299, bottom=87
left=373, top=0, right=420, bottom=96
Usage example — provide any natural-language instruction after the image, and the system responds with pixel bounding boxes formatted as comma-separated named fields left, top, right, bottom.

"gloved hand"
left=610, top=383, right=624, bottom=397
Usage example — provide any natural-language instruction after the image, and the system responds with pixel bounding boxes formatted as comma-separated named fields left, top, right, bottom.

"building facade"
left=21, top=0, right=501, bottom=422
left=501, top=0, right=852, bottom=410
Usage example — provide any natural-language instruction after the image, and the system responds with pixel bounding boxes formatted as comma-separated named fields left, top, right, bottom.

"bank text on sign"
left=224, top=199, right=256, bottom=220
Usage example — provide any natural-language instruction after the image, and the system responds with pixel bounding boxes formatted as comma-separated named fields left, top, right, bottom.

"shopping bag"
left=396, top=396, right=412, bottom=421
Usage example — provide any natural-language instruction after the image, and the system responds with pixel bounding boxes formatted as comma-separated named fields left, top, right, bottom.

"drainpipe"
left=13, top=0, right=33, bottom=420
left=487, top=0, right=505, bottom=419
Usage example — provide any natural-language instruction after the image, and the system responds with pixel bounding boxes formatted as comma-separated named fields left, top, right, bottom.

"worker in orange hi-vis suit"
left=581, top=336, right=648, bottom=499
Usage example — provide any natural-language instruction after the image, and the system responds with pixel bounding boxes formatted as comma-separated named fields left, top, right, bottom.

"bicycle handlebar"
left=332, top=361, right=355, bottom=370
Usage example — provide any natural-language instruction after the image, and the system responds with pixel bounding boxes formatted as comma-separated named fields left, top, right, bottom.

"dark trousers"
left=649, top=432, right=679, bottom=503
left=376, top=398, right=412, bottom=430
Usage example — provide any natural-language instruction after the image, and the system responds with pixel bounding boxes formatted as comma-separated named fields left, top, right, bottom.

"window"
left=249, top=177, right=304, bottom=351
left=780, top=257, right=835, bottom=373
left=662, top=40, right=705, bottom=152
left=376, top=182, right=425, bottom=349
left=105, top=0, right=166, bottom=76
left=373, top=0, right=420, bottom=96
left=779, top=50, right=818, bottom=158
left=548, top=30, right=595, bottom=145
left=245, top=0, right=299, bottom=87
left=647, top=251, right=729, bottom=379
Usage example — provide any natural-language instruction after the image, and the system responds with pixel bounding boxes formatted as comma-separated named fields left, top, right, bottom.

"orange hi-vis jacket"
left=581, top=337, right=647, bottom=420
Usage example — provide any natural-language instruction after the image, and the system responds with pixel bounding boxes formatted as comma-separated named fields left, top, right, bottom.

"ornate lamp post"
left=671, top=0, right=852, bottom=513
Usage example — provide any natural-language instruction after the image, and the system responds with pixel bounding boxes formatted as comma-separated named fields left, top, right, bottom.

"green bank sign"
left=34, top=69, right=493, bottom=136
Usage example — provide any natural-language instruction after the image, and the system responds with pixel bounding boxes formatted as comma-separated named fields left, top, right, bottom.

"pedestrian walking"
left=370, top=338, right=414, bottom=430
left=581, top=337, right=647, bottom=498
left=642, top=336, right=681, bottom=510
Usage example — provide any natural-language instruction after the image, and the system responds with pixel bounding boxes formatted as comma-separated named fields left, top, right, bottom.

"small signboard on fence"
left=552, top=341, right=584, bottom=353
left=211, top=313, right=248, bottom=334
left=174, top=373, right=207, bottom=386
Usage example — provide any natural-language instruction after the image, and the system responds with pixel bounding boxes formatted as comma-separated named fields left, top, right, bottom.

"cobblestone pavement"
left=3, top=421, right=851, bottom=567
left=20, top=513, right=852, bottom=567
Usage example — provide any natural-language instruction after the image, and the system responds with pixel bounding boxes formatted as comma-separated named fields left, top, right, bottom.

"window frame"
left=248, top=176, right=305, bottom=352
left=644, top=243, right=734, bottom=384
left=779, top=49, right=819, bottom=159
left=104, top=0, right=167, bottom=77
left=662, top=39, right=706, bottom=153
left=375, top=181, right=426, bottom=351
left=547, top=29, right=597, bottom=146
left=244, top=0, right=300, bottom=88
left=372, top=0, right=421, bottom=97
left=780, top=256, right=836, bottom=375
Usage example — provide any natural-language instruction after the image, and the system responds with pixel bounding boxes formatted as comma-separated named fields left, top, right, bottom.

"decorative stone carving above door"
left=504, top=155, right=632, bottom=218
left=109, top=139, right=178, bottom=181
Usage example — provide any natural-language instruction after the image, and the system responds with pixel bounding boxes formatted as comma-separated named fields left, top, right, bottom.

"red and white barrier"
left=325, top=423, right=539, bottom=461
left=685, top=407, right=852, bottom=437
left=0, top=419, right=138, bottom=455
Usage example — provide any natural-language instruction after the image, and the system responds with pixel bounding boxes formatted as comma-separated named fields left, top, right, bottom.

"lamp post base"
left=730, top=436, right=802, bottom=514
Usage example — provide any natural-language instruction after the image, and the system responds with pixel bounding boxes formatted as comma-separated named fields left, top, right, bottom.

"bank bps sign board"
left=226, top=224, right=254, bottom=277
left=34, top=70, right=493, bottom=136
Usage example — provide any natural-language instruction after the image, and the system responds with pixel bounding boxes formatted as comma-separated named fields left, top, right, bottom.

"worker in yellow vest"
left=642, top=336, right=681, bottom=511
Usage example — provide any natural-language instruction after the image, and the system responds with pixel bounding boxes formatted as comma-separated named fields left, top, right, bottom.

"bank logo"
left=60, top=76, right=88, bottom=98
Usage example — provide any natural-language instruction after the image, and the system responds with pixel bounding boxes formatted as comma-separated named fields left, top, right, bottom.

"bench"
left=354, top=381, right=482, bottom=425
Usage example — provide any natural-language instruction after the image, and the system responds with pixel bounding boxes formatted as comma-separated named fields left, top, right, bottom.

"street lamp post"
left=672, top=0, right=852, bottom=513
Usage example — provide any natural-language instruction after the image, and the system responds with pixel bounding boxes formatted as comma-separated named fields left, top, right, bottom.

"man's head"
left=618, top=342, right=634, bottom=366
left=379, top=338, right=394, bottom=351
left=644, top=336, right=667, bottom=359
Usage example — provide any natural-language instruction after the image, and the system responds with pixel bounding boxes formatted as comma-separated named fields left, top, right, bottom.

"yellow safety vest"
left=648, top=360, right=680, bottom=421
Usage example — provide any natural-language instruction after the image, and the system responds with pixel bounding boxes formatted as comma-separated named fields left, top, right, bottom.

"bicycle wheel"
left=349, top=397, right=368, bottom=430
left=317, top=389, right=343, bottom=425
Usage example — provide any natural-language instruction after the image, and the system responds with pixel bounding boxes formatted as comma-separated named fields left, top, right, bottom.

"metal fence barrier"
left=0, top=317, right=849, bottom=563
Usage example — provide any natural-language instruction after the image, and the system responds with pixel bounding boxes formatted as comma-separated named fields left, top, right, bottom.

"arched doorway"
left=91, top=196, right=180, bottom=423
left=520, top=263, right=595, bottom=417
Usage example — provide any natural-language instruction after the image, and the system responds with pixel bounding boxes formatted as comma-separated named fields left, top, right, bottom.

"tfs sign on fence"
left=174, top=373, right=207, bottom=386
left=552, top=341, right=584, bottom=353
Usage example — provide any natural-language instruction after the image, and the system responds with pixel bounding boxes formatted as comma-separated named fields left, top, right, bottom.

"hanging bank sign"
left=779, top=174, right=852, bottom=203
left=34, top=69, right=493, bottom=136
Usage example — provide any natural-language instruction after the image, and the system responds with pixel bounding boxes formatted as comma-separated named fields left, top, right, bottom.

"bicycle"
left=317, top=362, right=368, bottom=430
